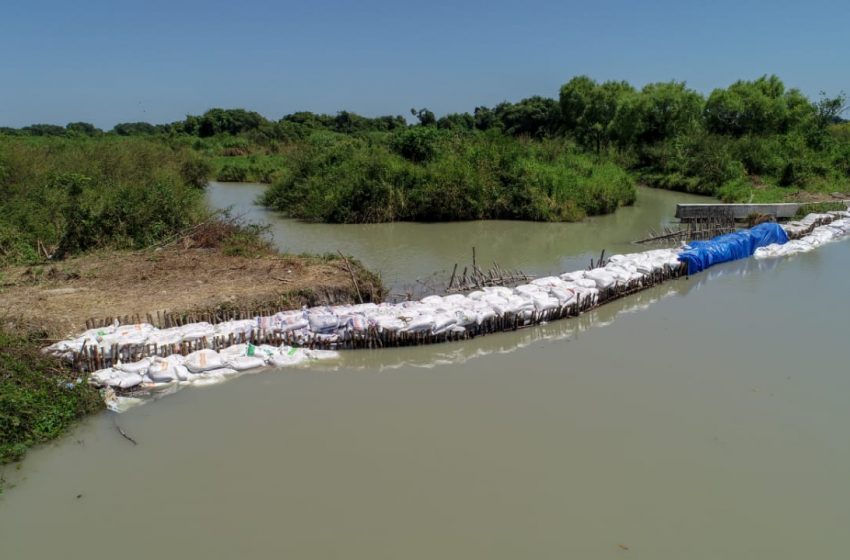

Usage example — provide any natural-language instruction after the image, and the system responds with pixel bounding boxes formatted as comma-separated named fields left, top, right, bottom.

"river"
left=1, top=185, right=848, bottom=559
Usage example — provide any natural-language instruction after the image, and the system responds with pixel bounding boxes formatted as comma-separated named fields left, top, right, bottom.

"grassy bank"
left=0, top=329, right=103, bottom=468
left=0, top=134, right=384, bottom=469
left=0, top=135, right=210, bottom=266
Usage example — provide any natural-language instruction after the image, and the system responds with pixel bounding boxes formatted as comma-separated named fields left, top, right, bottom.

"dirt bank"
left=0, top=246, right=383, bottom=340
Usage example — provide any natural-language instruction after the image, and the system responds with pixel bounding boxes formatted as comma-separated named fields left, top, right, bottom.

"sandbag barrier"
left=42, top=211, right=850, bottom=412
left=756, top=211, right=850, bottom=259
left=62, top=263, right=688, bottom=373
left=50, top=251, right=687, bottom=374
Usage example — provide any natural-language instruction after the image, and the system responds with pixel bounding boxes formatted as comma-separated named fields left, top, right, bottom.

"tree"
left=196, top=108, right=268, bottom=137
left=112, top=122, right=157, bottom=135
left=610, top=81, right=703, bottom=146
left=410, top=107, right=436, bottom=126
left=473, top=106, right=501, bottom=131
left=704, top=75, right=790, bottom=136
left=66, top=122, right=102, bottom=136
left=495, top=96, right=560, bottom=138
left=559, top=76, right=634, bottom=153
left=22, top=124, right=66, bottom=136
left=389, top=127, right=441, bottom=163
left=437, top=112, right=475, bottom=130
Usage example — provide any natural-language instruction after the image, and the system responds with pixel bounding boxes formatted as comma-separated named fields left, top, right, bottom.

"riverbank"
left=0, top=223, right=383, bottom=468
left=0, top=329, right=104, bottom=467
left=0, top=228, right=383, bottom=340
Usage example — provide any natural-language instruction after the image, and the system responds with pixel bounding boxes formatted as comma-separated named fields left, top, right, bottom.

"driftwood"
left=113, top=418, right=138, bottom=446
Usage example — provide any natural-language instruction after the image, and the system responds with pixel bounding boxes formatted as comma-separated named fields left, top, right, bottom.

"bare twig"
left=113, top=417, right=138, bottom=446
left=337, top=250, right=363, bottom=304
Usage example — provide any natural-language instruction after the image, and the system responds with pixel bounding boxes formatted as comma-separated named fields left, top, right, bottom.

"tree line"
left=2, top=75, right=849, bottom=221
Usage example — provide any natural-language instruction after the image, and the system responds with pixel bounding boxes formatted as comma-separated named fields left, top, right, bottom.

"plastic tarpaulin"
left=678, top=222, right=789, bottom=275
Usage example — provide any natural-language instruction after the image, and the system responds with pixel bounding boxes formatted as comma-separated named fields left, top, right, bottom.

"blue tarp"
left=678, top=222, right=789, bottom=275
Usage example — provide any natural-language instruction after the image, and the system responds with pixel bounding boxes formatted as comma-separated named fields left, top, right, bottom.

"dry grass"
left=0, top=244, right=383, bottom=339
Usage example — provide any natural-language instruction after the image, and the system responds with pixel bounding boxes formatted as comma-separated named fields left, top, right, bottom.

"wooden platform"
left=675, top=202, right=850, bottom=220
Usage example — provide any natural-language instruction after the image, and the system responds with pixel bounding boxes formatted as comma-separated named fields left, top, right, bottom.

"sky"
left=2, top=0, right=848, bottom=129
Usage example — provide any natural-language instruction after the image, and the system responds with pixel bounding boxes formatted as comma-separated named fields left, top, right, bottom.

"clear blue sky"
left=2, top=0, right=848, bottom=129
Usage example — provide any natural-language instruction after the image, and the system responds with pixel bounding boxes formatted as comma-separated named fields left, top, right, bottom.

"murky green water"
left=2, top=186, right=849, bottom=559
left=205, top=182, right=708, bottom=294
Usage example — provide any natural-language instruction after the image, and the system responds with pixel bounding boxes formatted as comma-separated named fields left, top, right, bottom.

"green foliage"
left=794, top=202, right=847, bottom=217
left=66, top=122, right=102, bottom=136
left=0, top=329, right=103, bottom=465
left=389, top=127, right=443, bottom=163
left=111, top=121, right=159, bottom=135
left=261, top=132, right=635, bottom=223
left=560, top=76, right=636, bottom=153
left=0, top=136, right=207, bottom=265
left=3, top=73, right=846, bottom=225
left=21, top=124, right=66, bottom=137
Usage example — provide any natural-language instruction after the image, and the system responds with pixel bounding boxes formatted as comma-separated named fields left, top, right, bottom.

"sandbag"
left=115, top=357, right=151, bottom=376
left=184, top=349, right=224, bottom=373
left=147, top=356, right=182, bottom=383
left=307, top=312, right=340, bottom=333
left=268, top=346, right=310, bottom=367
left=225, top=355, right=266, bottom=371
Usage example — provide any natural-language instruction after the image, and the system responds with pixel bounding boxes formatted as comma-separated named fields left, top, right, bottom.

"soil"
left=0, top=247, right=383, bottom=339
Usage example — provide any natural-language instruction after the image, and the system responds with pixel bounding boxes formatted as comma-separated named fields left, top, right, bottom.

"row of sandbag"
left=45, top=247, right=684, bottom=359
left=89, top=343, right=336, bottom=390
left=193, top=248, right=682, bottom=341
left=781, top=211, right=847, bottom=238
left=756, top=213, right=850, bottom=259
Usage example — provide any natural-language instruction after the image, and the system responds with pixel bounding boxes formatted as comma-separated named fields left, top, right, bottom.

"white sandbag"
left=268, top=346, right=310, bottom=367
left=472, top=303, right=497, bottom=324
left=573, top=278, right=598, bottom=289
left=90, top=368, right=121, bottom=387
left=432, top=312, right=457, bottom=333
left=531, top=294, right=559, bottom=312
left=585, top=269, right=615, bottom=289
left=115, top=357, right=151, bottom=376
left=453, top=307, right=478, bottom=326
left=515, top=284, right=545, bottom=296
left=342, top=314, right=370, bottom=332
left=531, top=276, right=567, bottom=289
left=559, top=271, right=586, bottom=282
left=225, top=355, right=266, bottom=371
left=401, top=314, right=436, bottom=333
left=145, top=328, right=183, bottom=346
left=443, top=294, right=470, bottom=306
left=184, top=349, right=224, bottom=372
left=373, top=316, right=405, bottom=332
left=550, top=287, right=576, bottom=306
left=307, top=312, right=340, bottom=333
left=348, top=302, right=378, bottom=313
left=214, top=319, right=256, bottom=338
left=147, top=356, right=181, bottom=383
left=117, top=372, right=144, bottom=389
left=175, top=322, right=214, bottom=342
left=482, top=286, right=513, bottom=298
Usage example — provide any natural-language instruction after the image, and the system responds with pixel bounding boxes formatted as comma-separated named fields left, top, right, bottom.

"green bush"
left=0, top=136, right=207, bottom=265
left=261, top=132, right=635, bottom=223
left=1, top=329, right=103, bottom=465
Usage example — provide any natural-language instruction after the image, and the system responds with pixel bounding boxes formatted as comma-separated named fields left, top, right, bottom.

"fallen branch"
left=113, top=418, right=138, bottom=446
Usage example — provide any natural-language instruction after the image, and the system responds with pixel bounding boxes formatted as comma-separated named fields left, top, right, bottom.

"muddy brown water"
left=2, top=185, right=848, bottom=559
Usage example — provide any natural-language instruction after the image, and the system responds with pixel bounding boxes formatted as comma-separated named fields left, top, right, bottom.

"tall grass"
left=0, top=136, right=209, bottom=265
